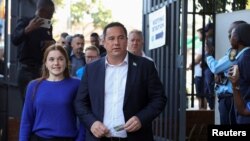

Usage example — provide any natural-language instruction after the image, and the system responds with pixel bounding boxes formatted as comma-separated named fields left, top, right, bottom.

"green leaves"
left=54, top=0, right=112, bottom=29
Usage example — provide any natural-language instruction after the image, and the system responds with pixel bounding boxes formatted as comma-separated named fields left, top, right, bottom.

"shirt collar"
left=236, top=47, right=250, bottom=59
left=105, top=52, right=128, bottom=67
left=142, top=51, right=146, bottom=57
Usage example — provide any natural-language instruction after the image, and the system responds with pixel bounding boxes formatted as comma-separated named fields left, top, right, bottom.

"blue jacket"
left=206, top=49, right=236, bottom=95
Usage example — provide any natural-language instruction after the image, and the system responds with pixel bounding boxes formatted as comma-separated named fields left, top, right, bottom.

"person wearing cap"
left=187, top=28, right=208, bottom=110
left=228, top=23, right=250, bottom=124
left=57, top=32, right=69, bottom=47
left=204, top=23, right=214, bottom=39
left=64, top=35, right=73, bottom=58
left=205, top=20, right=247, bottom=124
left=11, top=0, right=55, bottom=104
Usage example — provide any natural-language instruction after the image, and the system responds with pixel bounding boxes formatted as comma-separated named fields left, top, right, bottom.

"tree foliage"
left=53, top=0, right=112, bottom=29
left=53, top=0, right=63, bottom=6
left=197, top=0, right=247, bottom=14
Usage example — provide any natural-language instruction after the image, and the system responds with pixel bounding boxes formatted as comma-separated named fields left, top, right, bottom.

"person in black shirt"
left=11, top=0, right=55, bottom=103
left=90, top=32, right=106, bottom=57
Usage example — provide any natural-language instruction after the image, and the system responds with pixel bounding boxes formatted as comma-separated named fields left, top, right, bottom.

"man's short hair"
left=233, top=23, right=250, bottom=46
left=204, top=23, right=214, bottom=32
left=85, top=45, right=100, bottom=55
left=72, top=34, right=84, bottom=40
left=61, top=32, right=69, bottom=38
left=129, top=29, right=144, bottom=41
left=103, top=22, right=127, bottom=39
left=228, top=20, right=247, bottom=35
left=36, top=0, right=54, bottom=10
left=90, top=32, right=99, bottom=38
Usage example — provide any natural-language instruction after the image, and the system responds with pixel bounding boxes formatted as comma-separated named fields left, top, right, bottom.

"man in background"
left=57, top=32, right=69, bottom=47
left=127, top=29, right=153, bottom=62
left=205, top=20, right=247, bottom=124
left=76, top=45, right=100, bottom=79
left=69, top=34, right=85, bottom=77
left=90, top=32, right=106, bottom=57
left=74, top=22, right=166, bottom=141
left=228, top=23, right=250, bottom=123
left=11, top=0, right=55, bottom=103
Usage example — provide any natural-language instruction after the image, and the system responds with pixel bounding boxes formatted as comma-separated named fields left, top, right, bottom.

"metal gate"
left=143, top=0, right=248, bottom=141
left=143, top=0, right=187, bottom=140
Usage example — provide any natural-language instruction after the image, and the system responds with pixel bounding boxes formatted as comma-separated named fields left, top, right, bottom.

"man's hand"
left=25, top=17, right=44, bottom=33
left=90, top=121, right=109, bottom=138
left=124, top=116, right=142, bottom=132
left=228, top=65, right=239, bottom=85
left=205, top=45, right=214, bottom=56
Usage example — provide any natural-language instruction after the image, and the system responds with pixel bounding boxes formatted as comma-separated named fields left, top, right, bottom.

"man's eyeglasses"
left=85, top=56, right=98, bottom=59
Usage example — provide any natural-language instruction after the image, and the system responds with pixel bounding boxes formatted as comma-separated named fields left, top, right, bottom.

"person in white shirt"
left=74, top=22, right=166, bottom=141
left=127, top=29, right=153, bottom=61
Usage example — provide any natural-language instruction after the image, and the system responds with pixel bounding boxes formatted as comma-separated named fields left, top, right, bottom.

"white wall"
left=215, top=10, right=250, bottom=124
left=216, top=10, right=250, bottom=59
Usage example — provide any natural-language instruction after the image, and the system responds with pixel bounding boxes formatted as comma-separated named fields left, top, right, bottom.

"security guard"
left=205, top=20, right=247, bottom=124
left=228, top=23, right=250, bottom=124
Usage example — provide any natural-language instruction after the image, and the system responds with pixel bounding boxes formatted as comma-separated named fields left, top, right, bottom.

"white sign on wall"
left=149, top=6, right=166, bottom=50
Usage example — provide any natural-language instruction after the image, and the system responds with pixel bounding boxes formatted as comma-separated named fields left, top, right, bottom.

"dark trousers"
left=101, top=137, right=127, bottom=141
left=17, top=63, right=41, bottom=104
left=194, top=76, right=206, bottom=108
left=218, top=95, right=236, bottom=125
left=30, top=134, right=74, bottom=141
left=204, top=68, right=215, bottom=110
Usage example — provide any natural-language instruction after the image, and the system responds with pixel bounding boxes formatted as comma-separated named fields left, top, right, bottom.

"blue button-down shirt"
left=206, top=48, right=247, bottom=95
left=206, top=49, right=236, bottom=95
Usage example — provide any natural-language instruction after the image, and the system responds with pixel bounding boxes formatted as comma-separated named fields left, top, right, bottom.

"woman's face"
left=45, top=50, right=66, bottom=77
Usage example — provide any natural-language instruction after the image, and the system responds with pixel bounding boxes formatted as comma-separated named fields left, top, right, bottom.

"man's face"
left=90, top=36, right=100, bottom=47
left=85, top=49, right=99, bottom=64
left=197, top=31, right=203, bottom=41
left=37, top=6, right=55, bottom=19
left=71, top=37, right=84, bottom=56
left=103, top=26, right=127, bottom=58
left=57, top=37, right=67, bottom=47
left=127, top=33, right=143, bottom=56
left=230, top=29, right=238, bottom=49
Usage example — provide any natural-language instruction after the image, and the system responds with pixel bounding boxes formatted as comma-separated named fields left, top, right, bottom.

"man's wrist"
left=205, top=53, right=212, bottom=58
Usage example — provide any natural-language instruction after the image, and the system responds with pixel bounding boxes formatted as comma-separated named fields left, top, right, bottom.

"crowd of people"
left=12, top=0, right=166, bottom=141
left=9, top=0, right=250, bottom=141
left=187, top=26, right=214, bottom=110
left=187, top=20, right=250, bottom=125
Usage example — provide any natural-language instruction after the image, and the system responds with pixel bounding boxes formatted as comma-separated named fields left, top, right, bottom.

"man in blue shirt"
left=228, top=23, right=250, bottom=124
left=205, top=20, right=246, bottom=124
left=69, top=34, right=86, bottom=77
left=76, top=45, right=100, bottom=79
